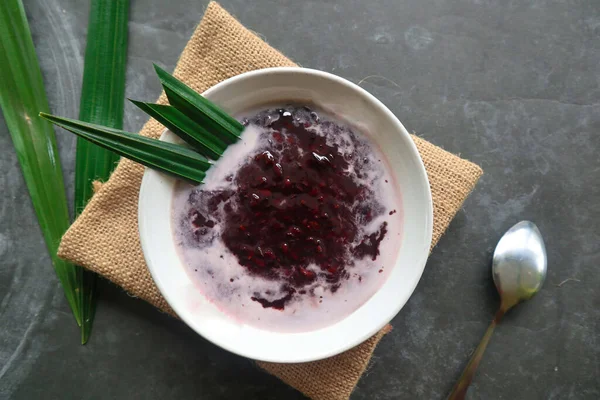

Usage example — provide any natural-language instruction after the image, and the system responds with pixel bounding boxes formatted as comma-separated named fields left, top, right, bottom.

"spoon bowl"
left=493, top=221, right=547, bottom=312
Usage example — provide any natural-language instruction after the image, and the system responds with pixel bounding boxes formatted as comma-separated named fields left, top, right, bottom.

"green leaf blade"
left=75, top=0, right=130, bottom=344
left=130, top=101, right=227, bottom=160
left=153, top=64, right=243, bottom=144
left=41, top=113, right=210, bottom=183
left=76, top=0, right=129, bottom=212
left=0, top=0, right=81, bottom=325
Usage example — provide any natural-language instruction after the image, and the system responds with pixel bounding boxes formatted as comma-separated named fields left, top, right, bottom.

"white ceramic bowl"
left=138, top=67, right=432, bottom=363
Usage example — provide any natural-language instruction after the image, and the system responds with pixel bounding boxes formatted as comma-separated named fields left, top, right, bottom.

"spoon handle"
left=447, top=310, right=504, bottom=400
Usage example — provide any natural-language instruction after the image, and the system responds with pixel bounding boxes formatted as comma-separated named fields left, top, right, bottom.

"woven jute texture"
left=57, top=3, right=483, bottom=399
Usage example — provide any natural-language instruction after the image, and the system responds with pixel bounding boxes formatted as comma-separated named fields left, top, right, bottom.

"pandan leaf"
left=75, top=0, right=130, bottom=344
left=0, top=0, right=81, bottom=326
left=41, top=113, right=211, bottom=184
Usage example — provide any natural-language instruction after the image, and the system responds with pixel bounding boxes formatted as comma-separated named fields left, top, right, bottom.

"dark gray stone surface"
left=1, top=0, right=599, bottom=398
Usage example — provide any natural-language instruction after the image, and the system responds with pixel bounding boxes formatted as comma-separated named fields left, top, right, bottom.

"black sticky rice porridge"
left=172, top=105, right=402, bottom=332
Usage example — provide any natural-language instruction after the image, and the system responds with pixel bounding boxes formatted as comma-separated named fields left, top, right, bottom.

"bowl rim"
left=139, top=67, right=433, bottom=362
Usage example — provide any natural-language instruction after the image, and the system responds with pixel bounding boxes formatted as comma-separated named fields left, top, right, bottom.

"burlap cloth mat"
left=57, top=2, right=483, bottom=399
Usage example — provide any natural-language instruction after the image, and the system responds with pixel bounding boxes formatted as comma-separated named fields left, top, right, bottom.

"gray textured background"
left=1, top=0, right=599, bottom=399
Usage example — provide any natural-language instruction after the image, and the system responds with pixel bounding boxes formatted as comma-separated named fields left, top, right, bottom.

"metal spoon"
left=447, top=221, right=547, bottom=400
